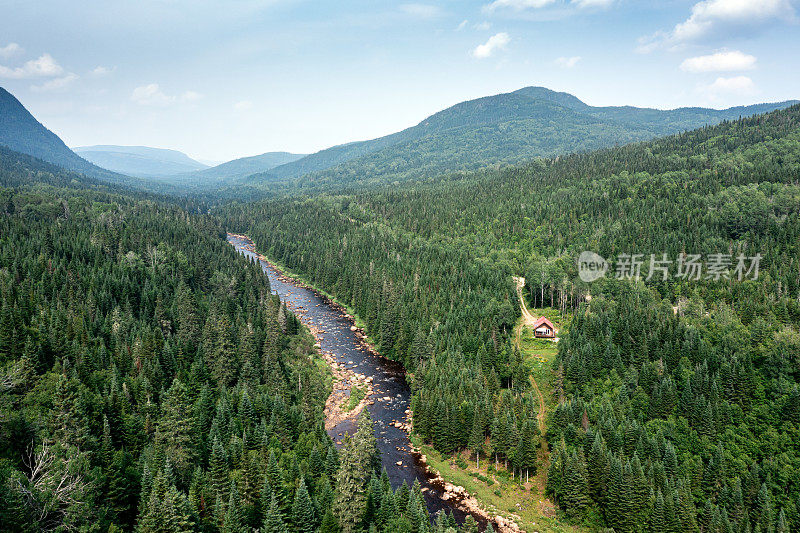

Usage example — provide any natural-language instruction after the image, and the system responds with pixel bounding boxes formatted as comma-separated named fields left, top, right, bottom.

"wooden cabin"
left=532, top=317, right=556, bottom=338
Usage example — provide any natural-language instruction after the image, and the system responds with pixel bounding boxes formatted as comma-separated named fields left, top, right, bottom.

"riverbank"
left=409, top=437, right=524, bottom=532
left=229, top=233, right=378, bottom=432
left=228, top=232, right=520, bottom=531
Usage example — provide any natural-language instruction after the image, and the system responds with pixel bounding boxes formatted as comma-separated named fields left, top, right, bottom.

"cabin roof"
left=532, top=316, right=555, bottom=330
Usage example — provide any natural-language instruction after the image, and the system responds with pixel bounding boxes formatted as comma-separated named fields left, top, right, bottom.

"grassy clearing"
left=406, top=301, right=583, bottom=532
left=412, top=435, right=581, bottom=533
left=518, top=326, right=558, bottom=406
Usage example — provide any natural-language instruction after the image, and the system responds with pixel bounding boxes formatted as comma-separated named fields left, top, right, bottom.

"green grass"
left=411, top=435, right=582, bottom=533
left=518, top=325, right=558, bottom=405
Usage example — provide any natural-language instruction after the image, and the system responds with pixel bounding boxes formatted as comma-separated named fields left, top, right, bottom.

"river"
left=227, top=233, right=476, bottom=524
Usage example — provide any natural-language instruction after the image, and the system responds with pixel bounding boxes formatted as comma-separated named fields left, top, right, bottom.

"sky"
left=1, top=0, right=798, bottom=163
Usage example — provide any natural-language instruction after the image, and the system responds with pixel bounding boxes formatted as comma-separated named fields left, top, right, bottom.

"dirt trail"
left=513, top=276, right=537, bottom=325
left=513, top=276, right=560, bottom=520
left=513, top=277, right=546, bottom=435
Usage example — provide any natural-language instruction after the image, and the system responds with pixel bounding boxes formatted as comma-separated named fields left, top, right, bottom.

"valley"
left=1, top=44, right=799, bottom=532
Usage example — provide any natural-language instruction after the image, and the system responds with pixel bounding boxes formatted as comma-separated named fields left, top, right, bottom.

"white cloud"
left=0, top=53, right=64, bottom=79
left=31, top=73, right=79, bottom=93
left=456, top=19, right=468, bottom=30
left=90, top=66, right=115, bottom=77
left=474, top=21, right=492, bottom=30
left=180, top=90, right=203, bottom=103
left=234, top=100, right=253, bottom=112
left=640, top=0, right=795, bottom=51
left=572, top=0, right=614, bottom=8
left=131, top=84, right=174, bottom=106
left=130, top=84, right=201, bottom=106
left=680, top=50, right=756, bottom=72
left=484, top=0, right=556, bottom=12
left=0, top=43, right=22, bottom=59
left=472, top=32, right=511, bottom=59
left=399, top=3, right=442, bottom=18
left=701, top=75, right=757, bottom=99
left=555, top=56, right=581, bottom=68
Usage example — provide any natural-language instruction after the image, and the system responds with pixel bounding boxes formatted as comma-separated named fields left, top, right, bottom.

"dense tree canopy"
left=221, top=104, right=800, bottom=531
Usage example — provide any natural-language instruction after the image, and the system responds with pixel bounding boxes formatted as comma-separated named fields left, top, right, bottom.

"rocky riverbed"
left=228, top=233, right=520, bottom=532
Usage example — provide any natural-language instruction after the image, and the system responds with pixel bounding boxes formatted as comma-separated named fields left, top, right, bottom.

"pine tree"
left=0, top=303, right=17, bottom=363
left=176, top=281, right=200, bottom=354
left=222, top=481, right=245, bottom=533
left=776, top=508, right=789, bottom=533
left=209, top=437, right=229, bottom=500
left=292, top=478, right=317, bottom=533
left=650, top=490, right=666, bottom=533
left=319, top=509, right=341, bottom=533
left=606, top=455, right=631, bottom=532
left=515, top=419, right=538, bottom=481
left=409, top=326, right=430, bottom=363
left=325, top=446, right=340, bottom=479
left=587, top=433, right=609, bottom=506
left=262, top=494, right=288, bottom=533
left=155, top=378, right=194, bottom=481
left=461, top=515, right=479, bottom=533
left=101, top=415, right=113, bottom=466
left=266, top=449, right=289, bottom=514
left=628, top=454, right=650, bottom=529
left=334, top=411, right=378, bottom=533
left=561, top=450, right=590, bottom=515
left=467, top=408, right=484, bottom=457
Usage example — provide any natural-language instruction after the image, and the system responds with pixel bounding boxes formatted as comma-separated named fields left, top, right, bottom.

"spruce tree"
left=334, top=411, right=377, bottom=532
left=292, top=478, right=317, bottom=533
left=155, top=378, right=194, bottom=481
left=262, top=494, right=288, bottom=533
left=222, top=481, right=245, bottom=533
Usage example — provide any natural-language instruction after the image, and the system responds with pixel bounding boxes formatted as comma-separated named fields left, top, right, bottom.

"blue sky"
left=1, top=0, right=798, bottom=162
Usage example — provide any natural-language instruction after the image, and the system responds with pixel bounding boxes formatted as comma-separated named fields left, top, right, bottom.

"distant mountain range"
left=73, top=145, right=209, bottom=178
left=73, top=145, right=306, bottom=183
left=245, top=86, right=798, bottom=189
left=1, top=86, right=304, bottom=187
left=1, top=85, right=797, bottom=193
left=168, top=151, right=306, bottom=185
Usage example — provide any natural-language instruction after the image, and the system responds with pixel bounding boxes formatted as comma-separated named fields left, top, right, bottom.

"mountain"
left=246, top=86, right=797, bottom=189
left=0, top=87, right=125, bottom=182
left=170, top=151, right=306, bottom=185
left=73, top=145, right=209, bottom=177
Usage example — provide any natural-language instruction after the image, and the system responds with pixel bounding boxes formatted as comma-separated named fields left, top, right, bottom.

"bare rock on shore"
left=417, top=459, right=522, bottom=533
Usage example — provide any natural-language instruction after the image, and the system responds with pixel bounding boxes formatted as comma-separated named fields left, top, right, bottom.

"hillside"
left=73, top=145, right=208, bottom=177
left=246, top=86, right=797, bottom=190
left=220, top=104, right=800, bottom=532
left=0, top=87, right=128, bottom=182
left=170, top=150, right=306, bottom=184
left=0, top=145, right=101, bottom=189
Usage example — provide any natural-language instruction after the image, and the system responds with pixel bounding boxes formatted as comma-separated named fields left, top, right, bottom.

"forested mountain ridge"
left=220, top=104, right=800, bottom=531
left=245, top=86, right=797, bottom=191
left=73, top=145, right=209, bottom=178
left=0, top=87, right=129, bottom=183
left=0, top=144, right=102, bottom=189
